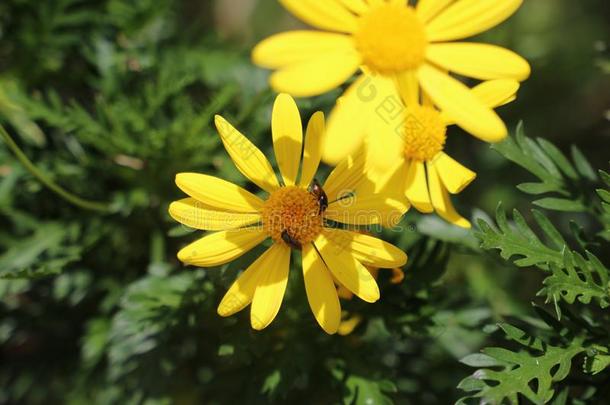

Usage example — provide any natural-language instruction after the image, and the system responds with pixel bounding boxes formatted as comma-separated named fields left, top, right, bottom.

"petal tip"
left=217, top=305, right=233, bottom=318
left=176, top=248, right=191, bottom=264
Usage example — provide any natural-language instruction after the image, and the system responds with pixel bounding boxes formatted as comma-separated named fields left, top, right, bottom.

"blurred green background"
left=0, top=0, right=609, bottom=404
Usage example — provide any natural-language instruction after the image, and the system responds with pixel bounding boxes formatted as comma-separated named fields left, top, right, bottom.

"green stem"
left=0, top=123, right=111, bottom=213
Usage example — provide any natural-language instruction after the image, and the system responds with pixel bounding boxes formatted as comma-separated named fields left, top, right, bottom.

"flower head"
left=169, top=94, right=408, bottom=334
left=325, top=77, right=520, bottom=228
left=253, top=0, right=530, bottom=149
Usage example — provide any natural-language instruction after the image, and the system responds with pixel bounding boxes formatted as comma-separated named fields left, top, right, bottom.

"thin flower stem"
left=0, top=123, right=111, bottom=213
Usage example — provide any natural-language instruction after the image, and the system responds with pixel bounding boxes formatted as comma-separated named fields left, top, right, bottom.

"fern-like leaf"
left=458, top=324, right=585, bottom=405
left=539, top=250, right=610, bottom=318
left=477, top=206, right=610, bottom=317
left=475, top=204, right=565, bottom=269
left=492, top=124, right=598, bottom=213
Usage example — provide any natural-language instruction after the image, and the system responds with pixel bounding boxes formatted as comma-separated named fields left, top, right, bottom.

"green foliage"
left=476, top=205, right=610, bottom=317
left=458, top=324, right=585, bottom=404
left=492, top=123, right=600, bottom=214
left=1, top=1, right=609, bottom=404
left=597, top=168, right=610, bottom=240
left=460, top=128, right=610, bottom=404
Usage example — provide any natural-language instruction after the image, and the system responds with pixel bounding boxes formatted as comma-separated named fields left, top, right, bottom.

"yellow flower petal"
left=431, top=152, right=476, bottom=194
left=418, top=64, right=507, bottom=142
left=169, top=198, right=261, bottom=230
left=426, top=0, right=523, bottom=42
left=280, top=0, right=359, bottom=33
left=337, top=0, right=369, bottom=15
left=337, top=284, right=354, bottom=300
left=426, top=42, right=530, bottom=81
left=270, top=50, right=361, bottom=97
left=337, top=314, right=363, bottom=336
left=322, top=75, right=371, bottom=165
left=215, top=115, right=279, bottom=193
left=177, top=228, right=267, bottom=267
left=416, top=0, right=454, bottom=23
left=364, top=93, right=409, bottom=177
left=323, top=73, right=399, bottom=166
left=324, top=193, right=406, bottom=226
left=427, top=163, right=471, bottom=228
left=272, top=94, right=303, bottom=186
left=315, top=233, right=380, bottom=303
left=175, top=173, right=264, bottom=213
left=325, top=159, right=409, bottom=226
left=299, top=111, right=325, bottom=188
left=323, top=145, right=367, bottom=202
left=250, top=244, right=291, bottom=330
left=302, top=244, right=341, bottom=334
left=386, top=0, right=407, bottom=8
left=405, top=160, right=433, bottom=213
left=323, top=228, right=407, bottom=268
left=396, top=70, right=419, bottom=106
left=217, top=246, right=278, bottom=317
left=471, top=79, right=520, bottom=108
left=252, top=31, right=355, bottom=69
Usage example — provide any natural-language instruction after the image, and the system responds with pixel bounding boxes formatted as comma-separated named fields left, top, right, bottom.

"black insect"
left=281, top=229, right=301, bottom=250
left=309, top=178, right=328, bottom=213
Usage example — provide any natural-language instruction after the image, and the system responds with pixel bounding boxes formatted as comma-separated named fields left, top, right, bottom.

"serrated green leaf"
left=538, top=250, right=610, bottom=318
left=458, top=325, right=585, bottom=404
left=475, top=206, right=563, bottom=268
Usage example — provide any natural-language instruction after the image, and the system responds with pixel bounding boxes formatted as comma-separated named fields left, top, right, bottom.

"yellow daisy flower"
left=169, top=94, right=408, bottom=334
left=253, top=0, right=530, bottom=147
left=326, top=77, right=520, bottom=228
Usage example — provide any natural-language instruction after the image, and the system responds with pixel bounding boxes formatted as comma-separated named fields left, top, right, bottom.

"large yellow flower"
left=253, top=0, right=530, bottom=146
left=329, top=78, right=520, bottom=228
left=169, top=94, right=407, bottom=334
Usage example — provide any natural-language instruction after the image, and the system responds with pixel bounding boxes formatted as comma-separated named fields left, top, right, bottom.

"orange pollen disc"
left=401, top=105, right=447, bottom=162
left=354, top=4, right=428, bottom=75
left=261, top=186, right=323, bottom=246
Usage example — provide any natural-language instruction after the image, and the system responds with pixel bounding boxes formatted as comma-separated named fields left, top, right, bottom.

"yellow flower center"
left=354, top=4, right=427, bottom=75
left=262, top=186, right=323, bottom=247
left=401, top=106, right=447, bottom=161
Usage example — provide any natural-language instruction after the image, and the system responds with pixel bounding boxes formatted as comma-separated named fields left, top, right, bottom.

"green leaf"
left=533, top=198, right=587, bottom=212
left=458, top=324, right=585, bottom=404
left=517, top=182, right=562, bottom=195
left=107, top=272, right=206, bottom=381
left=539, top=250, right=610, bottom=318
left=493, top=127, right=602, bottom=214
left=0, top=222, right=82, bottom=279
left=536, top=138, right=578, bottom=180
left=217, top=344, right=234, bottom=357
left=475, top=204, right=563, bottom=268
left=571, top=146, right=597, bottom=181
left=596, top=189, right=610, bottom=203
left=343, top=375, right=397, bottom=405
left=261, top=370, right=282, bottom=396
left=584, top=346, right=610, bottom=375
